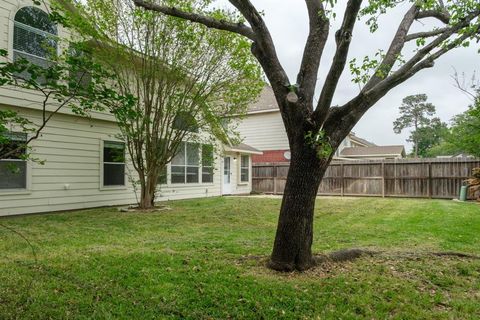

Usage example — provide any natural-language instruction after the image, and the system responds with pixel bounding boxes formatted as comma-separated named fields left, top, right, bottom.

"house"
left=0, top=1, right=261, bottom=216
left=237, top=86, right=405, bottom=163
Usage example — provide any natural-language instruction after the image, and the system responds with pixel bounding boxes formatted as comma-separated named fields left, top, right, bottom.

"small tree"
left=0, top=44, right=128, bottom=161
left=55, top=0, right=263, bottom=209
left=393, top=94, right=440, bottom=158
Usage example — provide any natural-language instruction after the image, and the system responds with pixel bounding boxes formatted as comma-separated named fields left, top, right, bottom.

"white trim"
left=246, top=108, right=280, bottom=115
left=99, top=139, right=127, bottom=190
left=224, top=146, right=263, bottom=155
left=9, top=4, right=59, bottom=62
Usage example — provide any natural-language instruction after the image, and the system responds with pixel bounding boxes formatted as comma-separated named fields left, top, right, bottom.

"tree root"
left=314, top=248, right=378, bottom=265
left=262, top=249, right=480, bottom=272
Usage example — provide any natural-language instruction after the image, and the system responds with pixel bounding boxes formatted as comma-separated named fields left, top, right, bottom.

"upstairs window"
left=13, top=6, right=57, bottom=68
left=173, top=112, right=198, bottom=133
left=240, top=155, right=249, bottom=182
left=0, top=132, right=27, bottom=189
left=103, top=141, right=125, bottom=187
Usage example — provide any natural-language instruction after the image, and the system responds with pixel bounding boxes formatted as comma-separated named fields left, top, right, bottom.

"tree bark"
left=268, top=143, right=330, bottom=271
left=139, top=172, right=157, bottom=209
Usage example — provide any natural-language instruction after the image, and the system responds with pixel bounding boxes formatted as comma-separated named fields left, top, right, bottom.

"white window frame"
left=12, top=7, right=59, bottom=67
left=171, top=142, right=200, bottom=185
left=99, top=140, right=127, bottom=190
left=201, top=145, right=214, bottom=184
left=240, top=155, right=250, bottom=184
left=170, top=142, right=215, bottom=186
left=0, top=132, right=32, bottom=195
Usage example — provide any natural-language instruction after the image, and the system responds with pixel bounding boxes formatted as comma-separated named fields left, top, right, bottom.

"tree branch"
left=405, top=27, right=448, bottom=42
left=416, top=9, right=450, bottom=24
left=363, top=4, right=419, bottom=91
left=313, top=0, right=362, bottom=125
left=324, top=7, right=480, bottom=144
left=227, top=0, right=290, bottom=91
left=133, top=0, right=256, bottom=40
left=296, top=0, right=329, bottom=106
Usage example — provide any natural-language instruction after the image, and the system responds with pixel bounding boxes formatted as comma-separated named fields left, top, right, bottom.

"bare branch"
left=313, top=0, right=363, bottom=125
left=363, top=4, right=419, bottom=91
left=227, top=0, right=290, bottom=91
left=416, top=9, right=450, bottom=24
left=296, top=0, right=329, bottom=106
left=133, top=0, right=256, bottom=40
left=405, top=27, right=448, bottom=42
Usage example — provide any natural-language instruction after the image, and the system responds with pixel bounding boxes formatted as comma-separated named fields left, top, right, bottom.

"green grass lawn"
left=1, top=197, right=480, bottom=319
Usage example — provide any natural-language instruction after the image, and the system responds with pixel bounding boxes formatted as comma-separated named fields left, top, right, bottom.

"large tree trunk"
left=268, top=143, right=330, bottom=271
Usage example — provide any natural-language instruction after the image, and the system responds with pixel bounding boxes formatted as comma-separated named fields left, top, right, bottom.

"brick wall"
left=252, top=150, right=290, bottom=163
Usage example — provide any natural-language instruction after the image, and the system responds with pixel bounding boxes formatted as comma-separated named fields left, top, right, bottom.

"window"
left=171, top=142, right=200, bottom=184
left=13, top=7, right=57, bottom=68
left=202, top=145, right=214, bottom=183
left=240, top=155, right=249, bottom=183
left=173, top=112, right=198, bottom=133
left=157, top=166, right=167, bottom=185
left=103, top=141, right=125, bottom=186
left=0, top=132, right=27, bottom=189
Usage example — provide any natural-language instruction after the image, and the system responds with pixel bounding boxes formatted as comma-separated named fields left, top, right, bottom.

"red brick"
left=252, top=150, right=290, bottom=163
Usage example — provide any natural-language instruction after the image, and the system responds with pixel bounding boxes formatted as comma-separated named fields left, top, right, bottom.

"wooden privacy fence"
left=252, top=158, right=480, bottom=199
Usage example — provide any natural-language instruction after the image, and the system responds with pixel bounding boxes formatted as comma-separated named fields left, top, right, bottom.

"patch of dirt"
left=237, top=249, right=480, bottom=278
left=118, top=205, right=172, bottom=213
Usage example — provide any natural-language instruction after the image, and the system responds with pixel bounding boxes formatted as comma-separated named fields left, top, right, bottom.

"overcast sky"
left=215, top=0, right=480, bottom=151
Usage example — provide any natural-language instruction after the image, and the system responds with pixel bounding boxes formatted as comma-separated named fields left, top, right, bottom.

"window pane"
left=173, top=112, right=198, bottom=133
left=202, top=145, right=213, bottom=167
left=13, top=25, right=56, bottom=58
left=187, top=143, right=199, bottom=165
left=172, top=142, right=186, bottom=165
left=171, top=166, right=185, bottom=184
left=0, top=161, right=27, bottom=189
left=187, top=166, right=199, bottom=183
left=103, top=163, right=125, bottom=186
left=202, top=167, right=213, bottom=183
left=241, top=155, right=249, bottom=168
left=1, top=132, right=27, bottom=160
left=241, top=168, right=249, bottom=182
left=104, top=142, right=125, bottom=163
left=15, top=7, right=57, bottom=34
left=157, top=166, right=167, bottom=185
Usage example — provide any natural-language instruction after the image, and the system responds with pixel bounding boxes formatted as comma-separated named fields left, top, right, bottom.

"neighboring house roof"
left=248, top=85, right=279, bottom=113
left=349, top=134, right=376, bottom=147
left=225, top=143, right=263, bottom=155
left=340, top=145, right=406, bottom=157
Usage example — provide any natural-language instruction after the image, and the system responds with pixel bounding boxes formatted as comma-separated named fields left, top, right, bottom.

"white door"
left=223, top=156, right=232, bottom=195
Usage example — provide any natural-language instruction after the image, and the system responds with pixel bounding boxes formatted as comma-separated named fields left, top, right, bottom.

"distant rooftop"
left=349, top=134, right=376, bottom=147
left=341, top=145, right=406, bottom=157
left=248, top=85, right=279, bottom=113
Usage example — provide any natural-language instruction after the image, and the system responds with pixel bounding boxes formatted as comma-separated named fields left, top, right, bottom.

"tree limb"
left=363, top=4, right=419, bottom=91
left=132, top=0, right=256, bottom=40
left=313, top=0, right=363, bottom=126
left=416, top=9, right=450, bottom=24
left=296, top=0, right=329, bottom=107
left=405, top=27, right=449, bottom=42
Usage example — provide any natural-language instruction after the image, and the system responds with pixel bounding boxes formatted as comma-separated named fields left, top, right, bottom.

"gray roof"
left=248, top=85, right=279, bottom=113
left=341, top=145, right=406, bottom=157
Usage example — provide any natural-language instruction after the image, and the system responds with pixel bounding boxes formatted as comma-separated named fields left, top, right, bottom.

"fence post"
left=428, top=162, right=432, bottom=198
left=273, top=163, right=277, bottom=195
left=382, top=162, right=385, bottom=198
left=340, top=163, right=344, bottom=197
